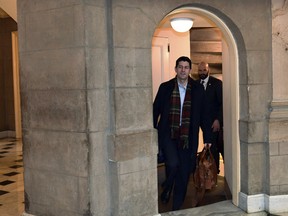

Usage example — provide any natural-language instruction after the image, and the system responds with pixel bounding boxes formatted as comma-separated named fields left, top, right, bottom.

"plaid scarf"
left=169, top=78, right=192, bottom=149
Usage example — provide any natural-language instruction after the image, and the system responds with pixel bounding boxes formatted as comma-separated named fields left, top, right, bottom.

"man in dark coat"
left=153, top=56, right=212, bottom=211
left=197, top=61, right=223, bottom=174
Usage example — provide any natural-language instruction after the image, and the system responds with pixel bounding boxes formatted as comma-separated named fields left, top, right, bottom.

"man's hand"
left=211, top=119, right=220, bottom=132
left=204, top=143, right=212, bottom=149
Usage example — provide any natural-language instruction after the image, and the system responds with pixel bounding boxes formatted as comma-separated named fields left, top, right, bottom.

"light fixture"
left=170, top=17, right=193, bottom=33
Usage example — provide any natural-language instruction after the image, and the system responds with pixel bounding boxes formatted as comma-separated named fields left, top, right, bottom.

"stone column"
left=18, top=0, right=159, bottom=215
left=18, top=1, right=111, bottom=215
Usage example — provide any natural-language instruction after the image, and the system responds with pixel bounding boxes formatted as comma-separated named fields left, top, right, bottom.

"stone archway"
left=153, top=4, right=246, bottom=208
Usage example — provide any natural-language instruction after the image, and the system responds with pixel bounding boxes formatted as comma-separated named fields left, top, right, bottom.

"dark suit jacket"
left=198, top=76, right=223, bottom=126
left=153, top=77, right=212, bottom=170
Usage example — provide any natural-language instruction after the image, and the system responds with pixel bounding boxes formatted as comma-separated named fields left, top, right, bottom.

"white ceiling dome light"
left=170, top=17, right=193, bottom=33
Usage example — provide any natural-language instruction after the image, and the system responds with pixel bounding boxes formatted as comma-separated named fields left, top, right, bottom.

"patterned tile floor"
left=0, top=138, right=287, bottom=216
left=0, top=138, right=24, bottom=216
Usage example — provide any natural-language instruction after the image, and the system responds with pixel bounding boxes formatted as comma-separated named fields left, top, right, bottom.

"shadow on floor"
left=158, top=164, right=229, bottom=213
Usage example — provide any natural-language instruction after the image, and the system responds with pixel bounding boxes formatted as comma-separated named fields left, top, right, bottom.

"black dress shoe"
left=160, top=190, right=171, bottom=204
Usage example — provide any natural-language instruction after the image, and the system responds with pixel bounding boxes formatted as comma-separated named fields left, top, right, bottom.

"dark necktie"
left=200, top=80, right=205, bottom=90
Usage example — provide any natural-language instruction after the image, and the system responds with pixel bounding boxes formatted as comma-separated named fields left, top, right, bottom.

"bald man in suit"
left=197, top=62, right=223, bottom=174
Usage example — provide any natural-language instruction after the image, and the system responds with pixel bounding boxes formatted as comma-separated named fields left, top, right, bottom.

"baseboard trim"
left=22, top=213, right=35, bottom=216
left=239, top=192, right=288, bottom=213
left=0, top=131, right=15, bottom=138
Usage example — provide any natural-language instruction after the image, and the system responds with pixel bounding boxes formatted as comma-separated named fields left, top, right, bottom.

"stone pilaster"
left=269, top=0, right=288, bottom=195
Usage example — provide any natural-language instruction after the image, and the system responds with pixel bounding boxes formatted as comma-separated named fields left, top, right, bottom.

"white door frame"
left=12, top=31, right=22, bottom=139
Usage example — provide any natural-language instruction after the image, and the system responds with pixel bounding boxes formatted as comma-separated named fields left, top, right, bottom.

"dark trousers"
left=210, top=129, right=224, bottom=173
left=162, top=136, right=192, bottom=211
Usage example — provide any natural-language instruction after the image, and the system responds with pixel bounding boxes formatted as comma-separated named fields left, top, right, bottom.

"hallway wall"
left=0, top=17, right=17, bottom=134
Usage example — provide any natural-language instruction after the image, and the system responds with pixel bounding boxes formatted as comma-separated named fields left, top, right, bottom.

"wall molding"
left=239, top=192, right=288, bottom=213
left=270, top=101, right=288, bottom=119
left=22, top=213, right=34, bottom=216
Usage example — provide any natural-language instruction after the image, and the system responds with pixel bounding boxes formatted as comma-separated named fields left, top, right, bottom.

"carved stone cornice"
left=269, top=100, right=288, bottom=119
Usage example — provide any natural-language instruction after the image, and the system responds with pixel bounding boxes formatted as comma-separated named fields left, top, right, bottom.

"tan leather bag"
left=194, top=146, right=218, bottom=190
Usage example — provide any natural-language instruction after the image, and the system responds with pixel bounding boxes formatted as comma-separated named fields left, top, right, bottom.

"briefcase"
left=194, top=146, right=218, bottom=190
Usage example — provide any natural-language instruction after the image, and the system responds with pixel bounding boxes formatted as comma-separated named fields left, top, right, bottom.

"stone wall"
left=17, top=0, right=288, bottom=215
left=269, top=0, right=288, bottom=195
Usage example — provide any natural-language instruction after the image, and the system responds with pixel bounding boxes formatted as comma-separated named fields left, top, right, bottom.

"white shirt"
left=178, top=81, right=187, bottom=125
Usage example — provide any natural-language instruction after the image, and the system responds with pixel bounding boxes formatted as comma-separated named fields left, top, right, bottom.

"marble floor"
left=1, top=137, right=226, bottom=216
left=0, top=138, right=24, bottom=216
left=1, top=137, right=287, bottom=216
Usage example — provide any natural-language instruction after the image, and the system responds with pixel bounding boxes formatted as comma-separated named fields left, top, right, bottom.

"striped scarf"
left=169, top=78, right=192, bottom=149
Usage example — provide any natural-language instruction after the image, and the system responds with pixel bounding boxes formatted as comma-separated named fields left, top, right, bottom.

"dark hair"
left=175, top=56, right=192, bottom=69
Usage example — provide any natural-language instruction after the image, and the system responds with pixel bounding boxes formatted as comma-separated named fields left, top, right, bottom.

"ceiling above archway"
left=0, top=7, right=9, bottom=18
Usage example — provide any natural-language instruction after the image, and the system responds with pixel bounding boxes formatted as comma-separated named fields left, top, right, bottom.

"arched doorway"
left=152, top=5, right=243, bottom=211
